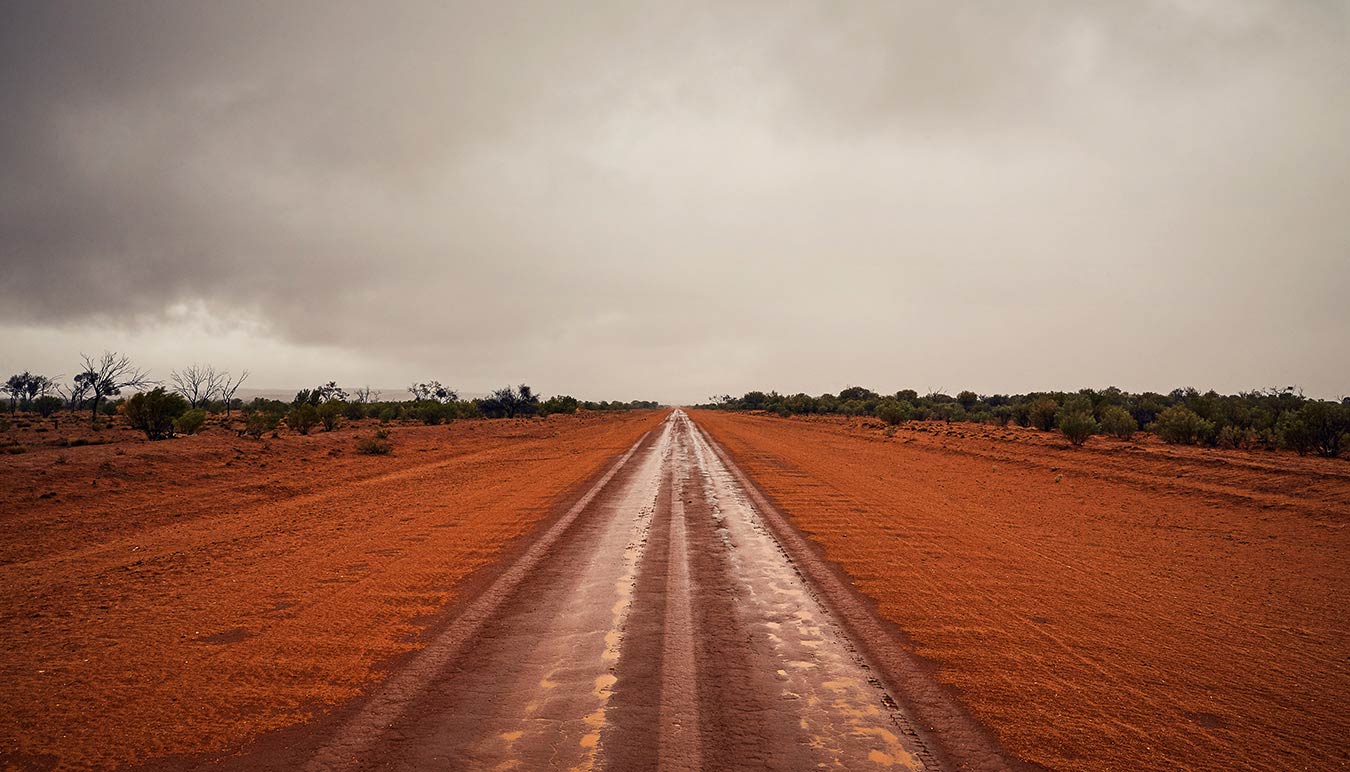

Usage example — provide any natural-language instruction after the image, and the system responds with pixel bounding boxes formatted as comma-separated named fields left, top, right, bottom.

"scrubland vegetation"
left=699, top=385, right=1350, bottom=457
left=2, top=352, right=660, bottom=450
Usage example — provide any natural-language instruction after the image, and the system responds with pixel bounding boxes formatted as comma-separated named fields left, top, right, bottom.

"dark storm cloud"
left=2, top=1, right=1347, bottom=400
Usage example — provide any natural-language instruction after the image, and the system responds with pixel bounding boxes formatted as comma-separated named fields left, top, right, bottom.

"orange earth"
left=0, top=410, right=666, bottom=771
left=691, top=410, right=1349, bottom=772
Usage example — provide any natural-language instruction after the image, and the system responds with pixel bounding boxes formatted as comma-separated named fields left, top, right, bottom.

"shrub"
left=1293, top=401, right=1348, bottom=458
left=1276, top=411, right=1312, bottom=455
left=1098, top=406, right=1137, bottom=440
left=343, top=401, right=367, bottom=420
left=875, top=399, right=913, bottom=425
left=124, top=388, right=190, bottom=440
left=1057, top=400, right=1098, bottom=447
left=245, top=411, right=280, bottom=439
left=541, top=395, right=580, bottom=415
left=932, top=403, right=965, bottom=424
left=1216, top=425, right=1257, bottom=450
left=1027, top=397, right=1059, bottom=431
left=991, top=406, right=1014, bottom=426
left=318, top=401, right=345, bottom=432
left=956, top=390, right=979, bottom=410
left=356, top=428, right=393, bottom=455
left=1152, top=406, right=1215, bottom=445
left=287, top=403, right=320, bottom=435
left=412, top=402, right=448, bottom=425
left=174, top=408, right=207, bottom=436
left=33, top=396, right=63, bottom=418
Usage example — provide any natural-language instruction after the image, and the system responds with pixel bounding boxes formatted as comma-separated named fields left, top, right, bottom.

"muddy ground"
left=0, top=411, right=664, bottom=771
left=690, top=410, right=1349, bottom=772
left=2, top=408, right=1346, bottom=771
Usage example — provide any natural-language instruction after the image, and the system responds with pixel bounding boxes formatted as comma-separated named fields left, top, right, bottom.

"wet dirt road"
left=277, top=411, right=940, bottom=771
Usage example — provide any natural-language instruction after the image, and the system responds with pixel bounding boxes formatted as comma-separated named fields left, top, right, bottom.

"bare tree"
left=219, top=370, right=249, bottom=416
left=75, top=352, right=153, bottom=425
left=354, top=385, right=380, bottom=404
left=65, top=377, right=90, bottom=412
left=170, top=364, right=225, bottom=409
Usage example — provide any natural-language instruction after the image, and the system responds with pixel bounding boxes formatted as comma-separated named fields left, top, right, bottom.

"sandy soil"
left=0, top=411, right=664, bottom=772
left=691, top=410, right=1350, bottom=772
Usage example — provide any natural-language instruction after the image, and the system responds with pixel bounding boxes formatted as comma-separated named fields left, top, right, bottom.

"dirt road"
left=212, top=410, right=942, bottom=771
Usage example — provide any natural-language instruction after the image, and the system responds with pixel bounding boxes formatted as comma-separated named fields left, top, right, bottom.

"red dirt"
left=691, top=410, right=1350, bottom=772
left=0, top=411, right=665, bottom=772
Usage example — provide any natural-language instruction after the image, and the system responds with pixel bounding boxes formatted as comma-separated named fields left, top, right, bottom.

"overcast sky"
left=2, top=1, right=1347, bottom=403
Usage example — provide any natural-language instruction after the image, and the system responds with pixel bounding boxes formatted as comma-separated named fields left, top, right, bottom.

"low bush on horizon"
left=697, top=385, right=1349, bottom=458
left=876, top=398, right=913, bottom=426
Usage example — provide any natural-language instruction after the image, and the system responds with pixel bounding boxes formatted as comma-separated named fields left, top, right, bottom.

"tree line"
left=3, top=352, right=659, bottom=442
left=697, top=386, right=1349, bottom=458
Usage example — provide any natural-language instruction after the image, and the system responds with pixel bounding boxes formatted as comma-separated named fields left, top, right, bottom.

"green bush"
left=1058, top=413, right=1097, bottom=446
left=245, top=411, right=280, bottom=438
left=1027, top=397, right=1059, bottom=431
left=343, top=401, right=367, bottom=420
left=1276, top=411, right=1312, bottom=455
left=541, top=395, right=579, bottom=415
left=932, top=403, right=966, bottom=423
left=287, top=403, right=320, bottom=435
left=412, top=402, right=449, bottom=425
left=875, top=399, right=913, bottom=425
left=1098, top=406, right=1137, bottom=439
left=174, top=408, right=207, bottom=436
left=318, top=401, right=344, bottom=432
left=1215, top=425, right=1256, bottom=450
left=33, top=396, right=63, bottom=418
left=1057, top=398, right=1098, bottom=446
left=125, top=387, right=190, bottom=440
left=1289, top=401, right=1348, bottom=458
left=1152, top=406, right=1215, bottom=445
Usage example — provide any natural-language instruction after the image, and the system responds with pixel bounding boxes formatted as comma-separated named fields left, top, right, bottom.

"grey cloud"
left=1, top=1, right=1347, bottom=400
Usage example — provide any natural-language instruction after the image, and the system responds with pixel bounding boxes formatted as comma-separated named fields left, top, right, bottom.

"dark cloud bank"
left=2, top=1, right=1347, bottom=401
